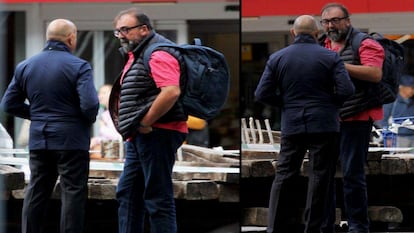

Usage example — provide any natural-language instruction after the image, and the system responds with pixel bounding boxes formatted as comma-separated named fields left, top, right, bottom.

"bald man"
left=1, top=18, right=99, bottom=233
left=255, top=15, right=355, bottom=233
left=46, top=19, right=78, bottom=52
left=292, top=14, right=319, bottom=36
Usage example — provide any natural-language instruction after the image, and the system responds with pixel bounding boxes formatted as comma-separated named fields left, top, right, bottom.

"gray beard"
left=120, top=39, right=138, bottom=53
left=327, top=28, right=348, bottom=42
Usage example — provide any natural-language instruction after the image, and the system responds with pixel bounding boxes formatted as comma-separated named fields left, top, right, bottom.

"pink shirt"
left=148, top=50, right=188, bottom=133
left=325, top=37, right=385, bottom=121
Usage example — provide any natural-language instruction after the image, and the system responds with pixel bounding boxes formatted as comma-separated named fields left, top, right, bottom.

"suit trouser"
left=267, top=132, right=339, bottom=233
left=22, top=150, right=90, bottom=233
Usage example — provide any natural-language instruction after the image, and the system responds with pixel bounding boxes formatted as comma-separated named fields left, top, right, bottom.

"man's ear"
left=313, top=31, right=319, bottom=40
left=141, top=25, right=150, bottom=35
left=66, top=33, right=76, bottom=50
left=290, top=28, right=296, bottom=38
left=67, top=36, right=73, bottom=46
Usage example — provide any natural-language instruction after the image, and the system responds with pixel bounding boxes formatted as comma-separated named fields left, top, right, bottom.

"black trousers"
left=22, top=150, right=90, bottom=233
left=267, top=132, right=339, bottom=233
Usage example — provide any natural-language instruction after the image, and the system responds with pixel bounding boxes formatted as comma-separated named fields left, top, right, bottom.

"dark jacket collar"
left=344, top=26, right=358, bottom=46
left=293, top=34, right=317, bottom=44
left=44, top=40, right=71, bottom=53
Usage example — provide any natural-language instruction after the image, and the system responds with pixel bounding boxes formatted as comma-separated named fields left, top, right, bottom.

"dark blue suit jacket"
left=255, top=34, right=355, bottom=136
left=1, top=40, right=99, bottom=150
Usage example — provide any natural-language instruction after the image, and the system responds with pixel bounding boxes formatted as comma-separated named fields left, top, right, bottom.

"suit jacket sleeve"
left=0, top=65, right=30, bottom=119
left=76, top=62, right=99, bottom=124
left=332, top=53, right=355, bottom=104
left=255, top=56, right=281, bottom=107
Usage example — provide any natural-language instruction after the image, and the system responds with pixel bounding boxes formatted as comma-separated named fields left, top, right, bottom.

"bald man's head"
left=292, top=15, right=318, bottom=35
left=46, top=19, right=77, bottom=52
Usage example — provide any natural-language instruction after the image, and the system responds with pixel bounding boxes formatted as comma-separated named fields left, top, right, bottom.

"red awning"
left=242, top=0, right=414, bottom=17
left=3, top=0, right=232, bottom=3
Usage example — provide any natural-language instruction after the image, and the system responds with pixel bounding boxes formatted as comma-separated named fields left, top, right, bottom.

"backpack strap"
left=143, top=38, right=202, bottom=72
left=369, top=32, right=383, bottom=39
left=350, top=31, right=369, bottom=61
left=143, top=42, right=179, bottom=73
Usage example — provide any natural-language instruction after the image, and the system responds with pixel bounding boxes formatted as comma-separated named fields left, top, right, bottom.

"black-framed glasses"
left=320, top=17, right=348, bottom=26
left=113, top=24, right=145, bottom=37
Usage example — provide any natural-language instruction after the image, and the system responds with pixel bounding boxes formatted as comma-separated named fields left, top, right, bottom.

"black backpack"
left=143, top=38, right=230, bottom=120
left=351, top=31, right=405, bottom=105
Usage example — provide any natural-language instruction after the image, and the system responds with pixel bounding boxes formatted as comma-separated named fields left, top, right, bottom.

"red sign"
left=242, top=0, right=414, bottom=17
left=2, top=0, right=231, bottom=3
left=2, top=0, right=165, bottom=2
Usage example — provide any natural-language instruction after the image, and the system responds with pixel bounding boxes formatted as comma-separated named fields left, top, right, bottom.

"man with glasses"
left=108, top=7, right=187, bottom=233
left=319, top=3, right=385, bottom=233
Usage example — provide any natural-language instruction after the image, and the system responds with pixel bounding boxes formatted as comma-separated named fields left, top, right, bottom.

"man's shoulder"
left=53, top=50, right=91, bottom=67
left=351, top=31, right=383, bottom=51
left=150, top=49, right=178, bottom=64
left=360, top=36, right=384, bottom=50
left=151, top=33, right=177, bottom=48
left=145, top=37, right=182, bottom=68
left=15, top=52, right=45, bottom=70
